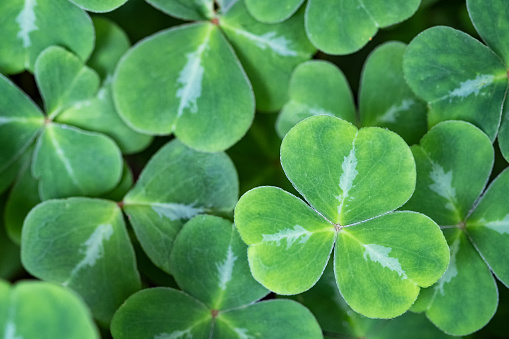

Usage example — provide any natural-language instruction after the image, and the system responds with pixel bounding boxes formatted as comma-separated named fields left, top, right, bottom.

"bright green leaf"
left=245, top=0, right=305, bottom=23
left=0, top=74, right=44, bottom=173
left=403, top=121, right=494, bottom=226
left=213, top=299, right=323, bottom=339
left=0, top=0, right=94, bottom=74
left=147, top=0, right=214, bottom=21
left=32, top=123, right=123, bottom=199
left=498, top=99, right=509, bottom=162
left=220, top=2, right=315, bottom=112
left=404, top=26, right=508, bottom=140
left=276, top=60, right=356, bottom=138
left=235, top=186, right=335, bottom=295
left=467, top=168, right=509, bottom=287
left=359, top=41, right=427, bottom=145
left=467, top=0, right=509, bottom=66
left=0, top=147, right=27, bottom=195
left=123, top=140, right=238, bottom=273
left=21, top=197, right=141, bottom=325
left=416, top=229, right=498, bottom=336
left=87, top=17, right=131, bottom=80
left=0, top=281, right=99, bottom=339
left=305, top=0, right=421, bottom=54
left=34, top=46, right=100, bottom=119
left=170, top=215, right=268, bottom=310
left=70, top=0, right=127, bottom=13
left=100, top=163, right=133, bottom=202
left=111, top=288, right=212, bottom=339
left=335, top=211, right=449, bottom=318
left=113, top=22, right=254, bottom=151
left=281, top=115, right=415, bottom=225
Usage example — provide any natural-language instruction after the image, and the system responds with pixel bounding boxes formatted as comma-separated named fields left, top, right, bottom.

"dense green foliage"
left=1, top=0, right=508, bottom=338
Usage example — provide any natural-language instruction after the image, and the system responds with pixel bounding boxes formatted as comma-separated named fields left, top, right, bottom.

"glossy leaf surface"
left=21, top=198, right=141, bottom=324
left=123, top=140, right=238, bottom=273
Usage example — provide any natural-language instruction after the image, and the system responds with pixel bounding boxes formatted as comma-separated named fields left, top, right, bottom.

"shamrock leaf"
left=111, top=215, right=323, bottom=339
left=404, top=0, right=509, bottom=141
left=403, top=120, right=507, bottom=335
left=305, top=0, right=421, bottom=55
left=70, top=0, right=127, bottom=13
left=276, top=42, right=427, bottom=145
left=235, top=115, right=449, bottom=318
left=0, top=280, right=99, bottom=339
left=0, top=0, right=94, bottom=74
left=245, top=0, right=304, bottom=23
left=123, top=140, right=239, bottom=274
left=21, top=197, right=141, bottom=325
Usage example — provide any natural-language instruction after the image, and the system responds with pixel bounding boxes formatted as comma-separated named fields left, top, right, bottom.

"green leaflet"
left=4, top=151, right=40, bottom=244
left=414, top=229, right=497, bottom=336
left=293, top=264, right=456, bottom=339
left=359, top=41, right=427, bottom=145
left=35, top=46, right=100, bottom=119
left=403, top=121, right=494, bottom=226
left=21, top=198, right=141, bottom=325
left=220, top=1, right=315, bottom=112
left=498, top=91, right=509, bottom=162
left=113, top=22, right=254, bottom=151
left=213, top=300, right=322, bottom=339
left=147, top=0, right=214, bottom=21
left=111, top=288, right=212, bottom=339
left=404, top=26, right=508, bottom=141
left=32, top=123, right=122, bottom=200
left=467, top=0, right=509, bottom=66
left=0, top=281, right=99, bottom=339
left=335, top=212, right=449, bottom=318
left=100, top=163, right=133, bottom=202
left=281, top=115, right=415, bottom=225
left=305, top=0, right=421, bottom=55
left=235, top=115, right=449, bottom=318
left=170, top=215, right=269, bottom=310
left=402, top=121, right=506, bottom=335
left=0, top=0, right=94, bottom=74
left=111, top=215, right=322, bottom=338
left=70, top=0, right=127, bottom=13
left=0, top=74, right=44, bottom=173
left=0, top=197, right=22, bottom=280
left=467, top=168, right=509, bottom=287
left=87, top=17, right=131, bottom=81
left=123, top=140, right=238, bottom=274
left=0, top=144, right=30, bottom=195
left=276, top=60, right=356, bottom=138
left=245, top=0, right=305, bottom=23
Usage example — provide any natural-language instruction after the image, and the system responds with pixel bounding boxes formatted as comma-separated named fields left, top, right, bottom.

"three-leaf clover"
left=113, top=0, right=315, bottom=151
left=111, top=215, right=323, bottom=339
left=235, top=115, right=450, bottom=318
left=404, top=0, right=509, bottom=156
left=403, top=121, right=509, bottom=335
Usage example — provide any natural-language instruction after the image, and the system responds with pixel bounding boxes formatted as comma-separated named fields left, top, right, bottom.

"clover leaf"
left=111, top=215, right=323, bottom=339
left=276, top=42, right=427, bottom=145
left=404, top=0, right=509, bottom=142
left=70, top=0, right=127, bottom=13
left=235, top=115, right=450, bottom=318
left=245, top=0, right=304, bottom=23
left=113, top=0, right=314, bottom=151
left=21, top=197, right=141, bottom=325
left=0, top=0, right=94, bottom=74
left=0, top=280, right=99, bottom=339
left=122, top=140, right=239, bottom=274
left=402, top=120, right=507, bottom=335
left=305, top=0, right=421, bottom=55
